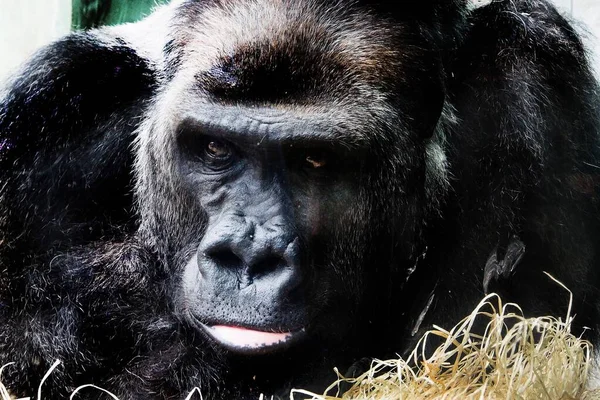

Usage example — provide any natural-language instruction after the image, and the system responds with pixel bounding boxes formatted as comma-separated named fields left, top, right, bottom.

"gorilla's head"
left=134, top=0, right=450, bottom=366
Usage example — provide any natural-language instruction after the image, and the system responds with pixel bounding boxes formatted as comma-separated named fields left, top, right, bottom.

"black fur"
left=0, top=0, right=599, bottom=399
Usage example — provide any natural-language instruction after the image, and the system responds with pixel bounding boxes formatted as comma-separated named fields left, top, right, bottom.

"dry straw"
left=293, top=276, right=599, bottom=400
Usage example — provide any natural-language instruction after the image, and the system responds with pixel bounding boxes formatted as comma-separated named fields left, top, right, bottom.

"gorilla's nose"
left=198, top=219, right=301, bottom=286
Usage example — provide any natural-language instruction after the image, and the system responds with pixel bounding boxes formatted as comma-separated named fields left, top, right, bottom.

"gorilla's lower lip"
left=201, top=324, right=307, bottom=353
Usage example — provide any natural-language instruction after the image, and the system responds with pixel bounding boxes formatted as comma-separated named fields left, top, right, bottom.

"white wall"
left=0, top=0, right=71, bottom=84
left=553, top=0, right=573, bottom=12
left=566, top=0, right=600, bottom=74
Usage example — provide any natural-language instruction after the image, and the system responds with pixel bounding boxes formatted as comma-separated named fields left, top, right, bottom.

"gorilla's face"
left=175, top=105, right=368, bottom=354
left=133, top=0, right=441, bottom=363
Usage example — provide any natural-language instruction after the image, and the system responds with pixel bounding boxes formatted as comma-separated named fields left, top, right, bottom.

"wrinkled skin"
left=0, top=0, right=599, bottom=399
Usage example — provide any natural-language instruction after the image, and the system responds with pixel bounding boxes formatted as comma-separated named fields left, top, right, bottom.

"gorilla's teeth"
left=205, top=325, right=297, bottom=350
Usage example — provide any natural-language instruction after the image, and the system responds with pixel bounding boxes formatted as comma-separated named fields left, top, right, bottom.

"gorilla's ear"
left=0, top=30, right=158, bottom=248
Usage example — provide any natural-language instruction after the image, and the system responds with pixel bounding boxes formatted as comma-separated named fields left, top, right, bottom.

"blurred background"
left=0, top=0, right=599, bottom=83
left=0, top=0, right=168, bottom=83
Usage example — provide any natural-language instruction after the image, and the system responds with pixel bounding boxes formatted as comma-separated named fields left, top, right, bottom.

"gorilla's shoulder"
left=0, top=31, right=156, bottom=141
left=465, top=0, right=588, bottom=61
left=0, top=30, right=159, bottom=251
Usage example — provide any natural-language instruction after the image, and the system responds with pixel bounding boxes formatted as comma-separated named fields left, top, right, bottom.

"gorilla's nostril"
left=250, top=255, right=286, bottom=277
left=207, top=250, right=244, bottom=270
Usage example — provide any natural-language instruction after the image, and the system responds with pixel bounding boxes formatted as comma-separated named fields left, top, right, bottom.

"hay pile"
left=293, top=287, right=599, bottom=400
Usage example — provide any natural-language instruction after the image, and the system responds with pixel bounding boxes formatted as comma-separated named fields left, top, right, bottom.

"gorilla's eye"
left=178, top=131, right=237, bottom=172
left=306, top=154, right=327, bottom=169
left=297, top=149, right=343, bottom=179
left=206, top=140, right=232, bottom=160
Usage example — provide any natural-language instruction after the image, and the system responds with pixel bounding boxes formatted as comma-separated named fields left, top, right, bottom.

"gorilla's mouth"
left=201, top=324, right=307, bottom=354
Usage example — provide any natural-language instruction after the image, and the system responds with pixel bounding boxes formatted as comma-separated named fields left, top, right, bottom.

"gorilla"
left=0, top=0, right=599, bottom=398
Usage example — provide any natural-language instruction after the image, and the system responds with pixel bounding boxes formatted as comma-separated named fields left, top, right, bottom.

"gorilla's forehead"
left=167, top=0, right=410, bottom=98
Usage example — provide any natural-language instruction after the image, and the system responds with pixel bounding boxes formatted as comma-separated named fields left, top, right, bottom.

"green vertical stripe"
left=72, top=0, right=170, bottom=30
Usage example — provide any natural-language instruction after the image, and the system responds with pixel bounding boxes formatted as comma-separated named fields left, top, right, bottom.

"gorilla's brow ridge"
left=178, top=107, right=370, bottom=149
